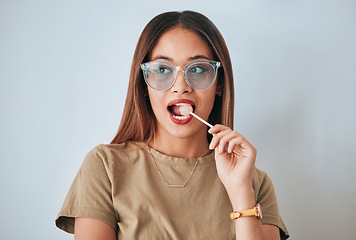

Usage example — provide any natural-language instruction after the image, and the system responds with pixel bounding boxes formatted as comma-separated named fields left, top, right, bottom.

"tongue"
left=171, top=104, right=192, bottom=116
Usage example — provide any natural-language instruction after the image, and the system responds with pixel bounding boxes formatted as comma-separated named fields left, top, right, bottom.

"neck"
left=150, top=130, right=210, bottom=158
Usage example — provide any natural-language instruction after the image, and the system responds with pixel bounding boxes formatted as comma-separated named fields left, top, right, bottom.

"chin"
left=170, top=124, right=207, bottom=141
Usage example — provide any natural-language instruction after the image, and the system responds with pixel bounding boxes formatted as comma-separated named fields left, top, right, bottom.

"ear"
left=216, top=84, right=223, bottom=96
left=144, top=91, right=150, bottom=100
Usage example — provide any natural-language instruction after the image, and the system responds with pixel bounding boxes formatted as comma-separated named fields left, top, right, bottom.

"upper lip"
left=167, top=99, right=196, bottom=108
left=167, top=99, right=196, bottom=112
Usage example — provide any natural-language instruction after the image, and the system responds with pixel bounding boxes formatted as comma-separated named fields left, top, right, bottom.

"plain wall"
left=0, top=0, right=355, bottom=239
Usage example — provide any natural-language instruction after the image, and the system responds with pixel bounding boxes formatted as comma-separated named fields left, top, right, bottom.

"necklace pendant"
left=167, top=184, right=186, bottom=188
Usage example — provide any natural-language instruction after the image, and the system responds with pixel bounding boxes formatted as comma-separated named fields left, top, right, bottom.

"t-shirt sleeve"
left=255, top=170, right=289, bottom=240
left=55, top=145, right=118, bottom=234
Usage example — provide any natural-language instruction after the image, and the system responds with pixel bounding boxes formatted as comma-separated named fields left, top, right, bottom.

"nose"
left=170, top=69, right=192, bottom=93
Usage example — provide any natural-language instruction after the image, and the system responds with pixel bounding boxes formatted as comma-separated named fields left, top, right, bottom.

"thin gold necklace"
left=147, top=146, right=211, bottom=188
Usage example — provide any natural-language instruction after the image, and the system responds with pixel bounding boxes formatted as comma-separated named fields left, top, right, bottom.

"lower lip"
left=168, top=111, right=193, bottom=125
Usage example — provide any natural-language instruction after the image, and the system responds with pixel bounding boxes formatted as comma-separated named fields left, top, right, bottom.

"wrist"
left=226, top=186, right=255, bottom=211
left=230, top=204, right=263, bottom=220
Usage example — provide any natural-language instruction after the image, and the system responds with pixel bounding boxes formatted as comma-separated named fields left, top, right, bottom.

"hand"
left=208, top=124, right=257, bottom=191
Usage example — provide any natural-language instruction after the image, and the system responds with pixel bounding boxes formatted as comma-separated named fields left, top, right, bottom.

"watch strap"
left=230, top=204, right=262, bottom=220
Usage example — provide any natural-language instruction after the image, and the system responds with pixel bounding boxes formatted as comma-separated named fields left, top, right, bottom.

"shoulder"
left=79, top=141, right=147, bottom=180
left=84, top=141, right=147, bottom=167
left=251, top=167, right=276, bottom=200
left=252, top=167, right=270, bottom=186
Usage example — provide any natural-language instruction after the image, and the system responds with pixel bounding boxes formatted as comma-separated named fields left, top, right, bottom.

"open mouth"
left=167, top=103, right=195, bottom=121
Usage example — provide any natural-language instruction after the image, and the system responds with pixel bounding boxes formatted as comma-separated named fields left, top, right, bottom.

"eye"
left=159, top=67, right=170, bottom=73
left=189, top=65, right=208, bottom=74
left=153, top=65, right=172, bottom=74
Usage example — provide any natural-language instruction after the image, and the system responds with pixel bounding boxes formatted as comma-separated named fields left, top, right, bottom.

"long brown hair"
left=111, top=11, right=234, bottom=144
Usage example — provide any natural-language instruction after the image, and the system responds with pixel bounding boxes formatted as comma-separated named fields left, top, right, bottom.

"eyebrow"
left=188, top=55, right=210, bottom=61
left=151, top=55, right=172, bottom=61
left=151, top=55, right=210, bottom=62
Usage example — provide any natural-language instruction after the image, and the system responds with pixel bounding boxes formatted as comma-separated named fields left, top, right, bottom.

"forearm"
left=209, top=125, right=280, bottom=239
left=226, top=186, right=266, bottom=240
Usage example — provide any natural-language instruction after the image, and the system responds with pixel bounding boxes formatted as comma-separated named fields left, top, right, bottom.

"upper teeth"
left=173, top=115, right=190, bottom=120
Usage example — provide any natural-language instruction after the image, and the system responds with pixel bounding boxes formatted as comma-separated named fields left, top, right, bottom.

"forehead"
left=150, top=27, right=214, bottom=62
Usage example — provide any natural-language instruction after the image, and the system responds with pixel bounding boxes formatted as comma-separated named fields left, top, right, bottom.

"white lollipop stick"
left=190, top=112, right=213, bottom=128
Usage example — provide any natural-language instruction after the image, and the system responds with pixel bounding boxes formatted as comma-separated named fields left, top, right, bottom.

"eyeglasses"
left=141, top=60, right=221, bottom=91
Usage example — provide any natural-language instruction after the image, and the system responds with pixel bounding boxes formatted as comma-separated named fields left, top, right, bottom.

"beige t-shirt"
left=56, top=141, right=289, bottom=239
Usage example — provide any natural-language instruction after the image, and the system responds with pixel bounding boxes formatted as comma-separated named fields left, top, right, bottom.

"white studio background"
left=1, top=0, right=355, bottom=239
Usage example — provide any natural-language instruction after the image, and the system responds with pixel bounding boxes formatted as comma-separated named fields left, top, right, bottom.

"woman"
left=56, top=11, right=289, bottom=240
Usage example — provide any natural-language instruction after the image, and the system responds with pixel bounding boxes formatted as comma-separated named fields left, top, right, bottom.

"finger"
left=209, top=128, right=232, bottom=150
left=231, top=137, right=256, bottom=157
left=208, top=124, right=229, bottom=135
left=217, top=131, right=241, bottom=154
left=227, top=136, right=245, bottom=153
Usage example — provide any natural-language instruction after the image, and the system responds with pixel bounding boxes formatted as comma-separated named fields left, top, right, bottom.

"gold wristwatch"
left=230, top=204, right=262, bottom=220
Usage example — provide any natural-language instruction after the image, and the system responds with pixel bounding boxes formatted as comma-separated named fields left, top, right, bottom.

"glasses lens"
left=186, top=62, right=216, bottom=89
left=145, top=62, right=175, bottom=90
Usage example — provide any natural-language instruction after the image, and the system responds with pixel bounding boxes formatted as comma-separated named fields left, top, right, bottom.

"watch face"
left=256, top=204, right=263, bottom=220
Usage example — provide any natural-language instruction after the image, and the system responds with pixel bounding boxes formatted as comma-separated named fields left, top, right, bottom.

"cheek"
left=198, top=88, right=217, bottom=115
left=205, top=87, right=218, bottom=106
left=148, top=91, right=166, bottom=114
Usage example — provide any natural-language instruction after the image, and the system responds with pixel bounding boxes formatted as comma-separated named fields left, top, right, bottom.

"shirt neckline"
left=135, top=142, right=215, bottom=165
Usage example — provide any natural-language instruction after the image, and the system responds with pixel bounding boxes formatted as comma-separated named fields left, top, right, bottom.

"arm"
left=209, top=125, right=280, bottom=240
left=74, top=217, right=116, bottom=240
left=263, top=225, right=281, bottom=240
